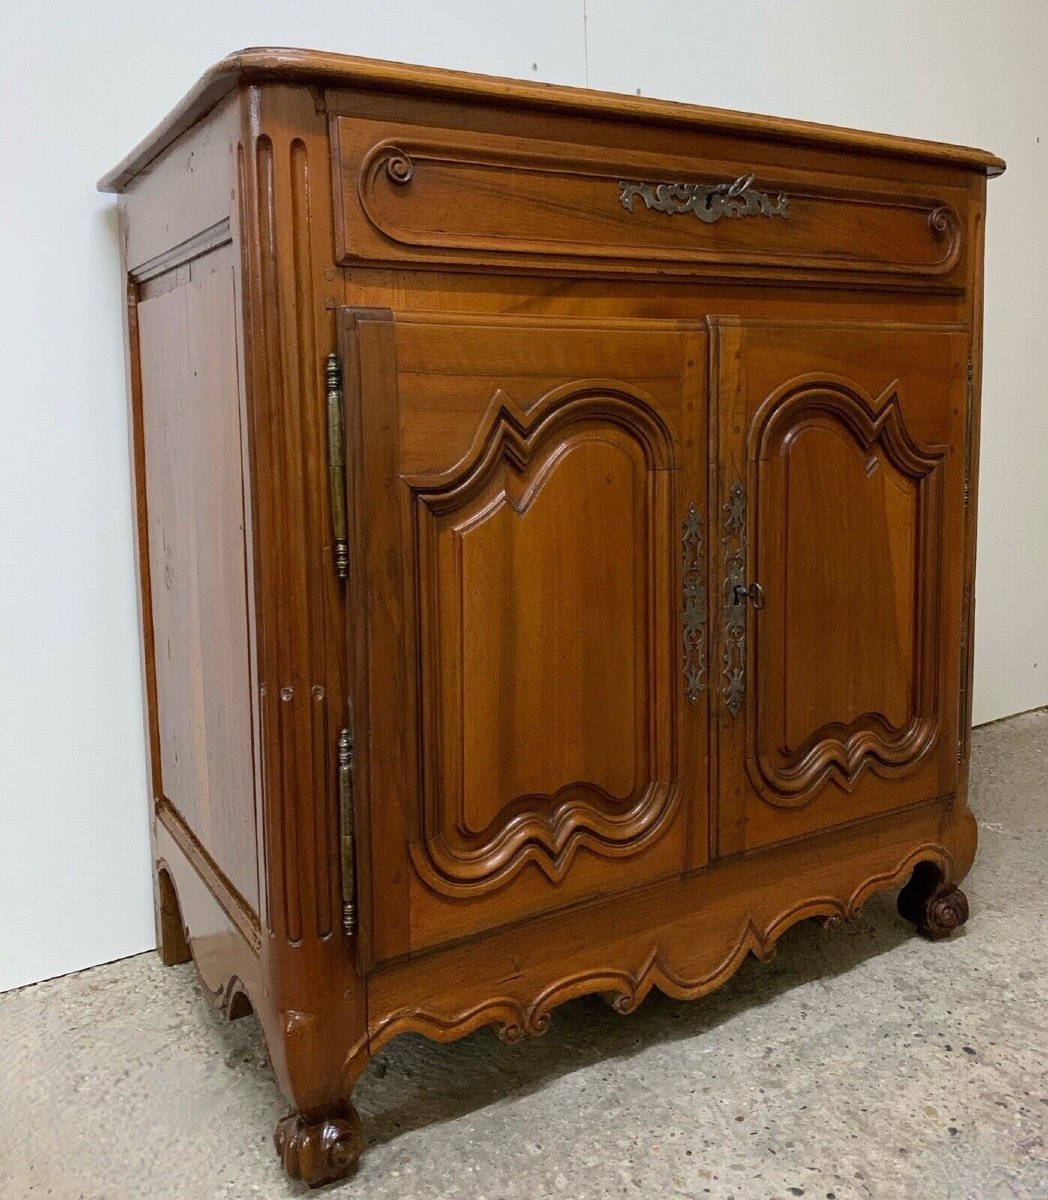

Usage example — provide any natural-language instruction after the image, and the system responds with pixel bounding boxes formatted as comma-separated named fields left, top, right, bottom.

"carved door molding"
left=341, top=310, right=707, bottom=963
left=407, top=383, right=680, bottom=897
left=746, top=373, right=946, bottom=803
left=711, top=320, right=967, bottom=856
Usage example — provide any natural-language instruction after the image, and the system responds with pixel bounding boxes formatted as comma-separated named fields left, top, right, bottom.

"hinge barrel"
left=338, top=727, right=356, bottom=935
left=326, top=353, right=349, bottom=579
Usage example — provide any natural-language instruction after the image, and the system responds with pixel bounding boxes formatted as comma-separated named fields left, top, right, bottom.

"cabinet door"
left=711, top=320, right=968, bottom=855
left=341, top=311, right=708, bottom=964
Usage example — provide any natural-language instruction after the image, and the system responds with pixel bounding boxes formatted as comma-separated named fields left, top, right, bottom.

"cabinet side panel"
left=122, top=94, right=238, bottom=274
left=137, top=252, right=260, bottom=913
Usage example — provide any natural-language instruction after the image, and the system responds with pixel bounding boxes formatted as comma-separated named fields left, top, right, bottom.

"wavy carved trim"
left=407, top=383, right=678, bottom=897
left=364, top=840, right=958, bottom=1055
left=746, top=376, right=946, bottom=804
left=405, top=381, right=675, bottom=502
left=352, top=133, right=963, bottom=279
left=409, top=781, right=682, bottom=895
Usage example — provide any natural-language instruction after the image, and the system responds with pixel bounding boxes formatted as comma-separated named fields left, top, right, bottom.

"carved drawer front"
left=331, top=116, right=967, bottom=286
left=711, top=320, right=968, bottom=856
left=340, top=310, right=708, bottom=965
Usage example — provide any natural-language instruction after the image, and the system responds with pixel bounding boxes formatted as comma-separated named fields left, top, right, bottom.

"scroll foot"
left=273, top=1105, right=364, bottom=1187
left=897, top=862, right=970, bottom=941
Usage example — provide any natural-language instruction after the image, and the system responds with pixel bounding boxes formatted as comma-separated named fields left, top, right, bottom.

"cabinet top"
left=98, top=46, right=1005, bottom=193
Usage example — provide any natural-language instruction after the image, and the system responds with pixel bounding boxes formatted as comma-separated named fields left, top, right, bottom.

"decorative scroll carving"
left=497, top=1008, right=553, bottom=1043
left=383, top=147, right=414, bottom=184
left=721, top=479, right=747, bottom=718
left=682, top=503, right=706, bottom=704
left=927, top=206, right=955, bottom=241
left=273, top=1107, right=364, bottom=1188
left=619, top=173, right=790, bottom=224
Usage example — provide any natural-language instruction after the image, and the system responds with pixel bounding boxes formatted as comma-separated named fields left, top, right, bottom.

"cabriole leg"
left=266, top=1017, right=371, bottom=1187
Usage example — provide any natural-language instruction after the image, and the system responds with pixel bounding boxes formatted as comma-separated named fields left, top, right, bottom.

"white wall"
left=1, top=1, right=1043, bottom=992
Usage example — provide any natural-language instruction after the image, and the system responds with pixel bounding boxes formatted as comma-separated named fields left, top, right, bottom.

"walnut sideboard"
left=100, top=48, right=1004, bottom=1187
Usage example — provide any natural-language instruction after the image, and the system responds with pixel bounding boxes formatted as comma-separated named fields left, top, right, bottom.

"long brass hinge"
left=338, top=727, right=356, bottom=935
left=326, top=352, right=349, bottom=579
left=963, top=356, right=974, bottom=511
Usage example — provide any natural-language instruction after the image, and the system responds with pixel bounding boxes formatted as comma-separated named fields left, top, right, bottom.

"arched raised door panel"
left=342, top=311, right=708, bottom=964
left=750, top=376, right=945, bottom=799
left=409, top=387, right=677, bottom=896
left=712, top=320, right=969, bottom=857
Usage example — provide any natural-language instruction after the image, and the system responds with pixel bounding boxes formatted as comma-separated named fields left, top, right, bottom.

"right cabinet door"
left=711, top=320, right=969, bottom=855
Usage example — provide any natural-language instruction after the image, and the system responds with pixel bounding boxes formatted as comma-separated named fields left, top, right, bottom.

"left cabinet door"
left=339, top=310, right=708, bottom=964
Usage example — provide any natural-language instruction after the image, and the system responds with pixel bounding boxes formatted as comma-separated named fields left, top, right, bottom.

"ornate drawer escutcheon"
left=619, top=173, right=790, bottom=224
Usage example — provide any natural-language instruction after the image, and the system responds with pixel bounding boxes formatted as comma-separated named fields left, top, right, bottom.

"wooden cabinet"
left=101, top=49, right=1003, bottom=1187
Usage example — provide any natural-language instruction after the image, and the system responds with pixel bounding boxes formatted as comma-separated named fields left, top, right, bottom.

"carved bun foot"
left=273, top=1106, right=364, bottom=1187
left=897, top=862, right=970, bottom=941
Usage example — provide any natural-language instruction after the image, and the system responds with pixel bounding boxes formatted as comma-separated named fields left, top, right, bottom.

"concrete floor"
left=2, top=713, right=1046, bottom=1200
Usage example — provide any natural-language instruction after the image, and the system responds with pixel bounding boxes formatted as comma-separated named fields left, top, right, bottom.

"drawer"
left=331, top=115, right=968, bottom=287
